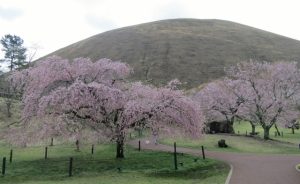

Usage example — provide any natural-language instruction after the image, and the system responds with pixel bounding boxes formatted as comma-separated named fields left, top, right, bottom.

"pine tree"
left=0, top=34, right=27, bottom=118
left=1, top=34, right=27, bottom=71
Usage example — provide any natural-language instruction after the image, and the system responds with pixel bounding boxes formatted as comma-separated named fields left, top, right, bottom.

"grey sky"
left=85, top=14, right=117, bottom=30
left=0, top=6, right=22, bottom=20
left=0, top=0, right=300, bottom=60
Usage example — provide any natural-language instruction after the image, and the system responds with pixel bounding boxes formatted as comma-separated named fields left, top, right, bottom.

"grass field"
left=234, top=121, right=300, bottom=144
left=0, top=143, right=229, bottom=184
left=161, top=121, right=300, bottom=154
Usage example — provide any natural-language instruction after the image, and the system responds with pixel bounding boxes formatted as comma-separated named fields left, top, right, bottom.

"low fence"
left=0, top=140, right=206, bottom=177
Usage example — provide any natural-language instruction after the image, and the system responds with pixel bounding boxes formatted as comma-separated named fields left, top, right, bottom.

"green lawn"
left=234, top=121, right=300, bottom=144
left=161, top=121, right=300, bottom=154
left=0, top=143, right=229, bottom=184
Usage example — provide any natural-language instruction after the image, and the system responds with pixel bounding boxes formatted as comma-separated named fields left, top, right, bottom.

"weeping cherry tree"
left=8, top=56, right=204, bottom=158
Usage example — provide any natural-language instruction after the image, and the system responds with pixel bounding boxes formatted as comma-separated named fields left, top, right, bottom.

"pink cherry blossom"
left=7, top=56, right=204, bottom=157
left=227, top=61, right=300, bottom=139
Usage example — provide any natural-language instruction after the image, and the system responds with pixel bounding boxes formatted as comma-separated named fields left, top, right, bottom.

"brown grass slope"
left=45, top=19, right=300, bottom=88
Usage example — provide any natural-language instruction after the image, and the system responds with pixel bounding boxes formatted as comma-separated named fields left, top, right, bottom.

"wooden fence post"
left=69, top=157, right=73, bottom=177
left=174, top=142, right=178, bottom=170
left=201, top=146, right=206, bottom=160
left=50, top=138, right=54, bottom=146
left=2, top=157, right=6, bottom=175
left=45, top=147, right=48, bottom=159
left=9, top=149, right=13, bottom=163
left=138, top=140, right=141, bottom=151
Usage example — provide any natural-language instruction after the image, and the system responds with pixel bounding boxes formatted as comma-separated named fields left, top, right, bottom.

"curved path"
left=129, top=138, right=300, bottom=184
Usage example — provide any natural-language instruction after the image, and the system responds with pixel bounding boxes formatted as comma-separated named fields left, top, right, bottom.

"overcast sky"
left=1, top=0, right=300, bottom=60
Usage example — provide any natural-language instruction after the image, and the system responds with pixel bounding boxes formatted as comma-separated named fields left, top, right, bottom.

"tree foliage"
left=8, top=56, right=204, bottom=157
left=0, top=34, right=27, bottom=71
left=195, top=61, right=300, bottom=139
left=227, top=61, right=300, bottom=139
left=193, top=79, right=247, bottom=133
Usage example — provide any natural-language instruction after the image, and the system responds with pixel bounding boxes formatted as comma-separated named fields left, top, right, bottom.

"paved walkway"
left=129, top=138, right=300, bottom=184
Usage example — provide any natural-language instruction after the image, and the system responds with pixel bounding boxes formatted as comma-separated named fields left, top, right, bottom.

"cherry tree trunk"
left=274, top=124, right=281, bottom=136
left=116, top=135, right=125, bottom=158
left=75, top=140, right=80, bottom=151
left=227, top=123, right=234, bottom=134
left=251, top=124, right=256, bottom=135
left=263, top=127, right=270, bottom=140
left=226, top=118, right=235, bottom=134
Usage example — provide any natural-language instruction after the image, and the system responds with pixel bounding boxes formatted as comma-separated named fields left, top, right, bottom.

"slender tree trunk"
left=75, top=140, right=80, bottom=151
left=5, top=81, right=13, bottom=118
left=274, top=124, right=281, bottom=136
left=6, top=99, right=12, bottom=118
left=251, top=124, right=256, bottom=135
left=10, top=58, right=13, bottom=71
left=116, top=134, right=125, bottom=158
left=292, top=127, right=295, bottom=134
left=263, top=127, right=270, bottom=140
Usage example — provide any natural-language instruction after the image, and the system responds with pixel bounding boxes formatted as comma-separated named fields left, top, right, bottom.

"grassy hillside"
left=46, top=19, right=300, bottom=88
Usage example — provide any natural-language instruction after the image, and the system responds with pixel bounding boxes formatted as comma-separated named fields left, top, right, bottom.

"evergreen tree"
left=0, top=34, right=27, bottom=118
left=1, top=34, right=27, bottom=71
